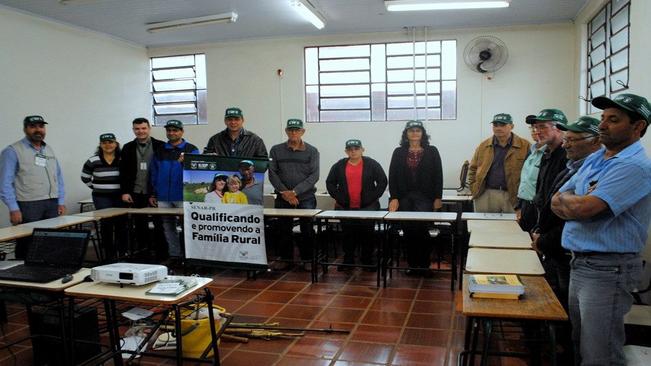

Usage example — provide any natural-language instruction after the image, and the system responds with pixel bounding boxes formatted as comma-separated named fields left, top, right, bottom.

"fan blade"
left=476, top=62, right=488, bottom=73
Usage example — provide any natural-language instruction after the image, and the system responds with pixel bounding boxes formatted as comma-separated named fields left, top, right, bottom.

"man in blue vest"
left=0, top=115, right=66, bottom=258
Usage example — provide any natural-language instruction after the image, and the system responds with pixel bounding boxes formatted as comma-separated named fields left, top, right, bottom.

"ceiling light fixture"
left=146, top=12, right=238, bottom=33
left=292, top=0, right=326, bottom=30
left=385, top=0, right=510, bottom=11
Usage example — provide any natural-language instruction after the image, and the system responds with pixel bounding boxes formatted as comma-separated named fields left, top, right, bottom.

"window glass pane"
left=320, top=58, right=369, bottom=72
left=305, top=48, right=319, bottom=85
left=386, top=109, right=418, bottom=121
left=371, top=83, right=386, bottom=121
left=610, top=50, right=628, bottom=72
left=154, top=114, right=197, bottom=126
left=610, top=5, right=628, bottom=33
left=388, top=95, right=439, bottom=109
left=388, top=82, right=440, bottom=95
left=321, top=97, right=370, bottom=110
left=591, top=27, right=606, bottom=48
left=611, top=0, right=629, bottom=13
left=416, top=108, right=441, bottom=121
left=441, top=81, right=457, bottom=119
left=589, top=44, right=606, bottom=65
left=197, top=90, right=207, bottom=124
left=589, top=80, right=606, bottom=99
left=154, top=103, right=197, bottom=115
left=371, top=44, right=386, bottom=83
left=386, top=42, right=414, bottom=56
left=321, top=85, right=369, bottom=97
left=195, top=55, right=207, bottom=89
left=320, top=110, right=370, bottom=122
left=590, top=62, right=605, bottom=82
left=387, top=68, right=440, bottom=82
left=153, top=80, right=196, bottom=92
left=387, top=55, right=440, bottom=69
left=152, top=68, right=195, bottom=81
left=441, top=40, right=457, bottom=80
left=590, top=8, right=606, bottom=30
left=306, top=85, right=319, bottom=122
left=319, top=45, right=370, bottom=58
left=610, top=69, right=628, bottom=92
left=154, top=92, right=196, bottom=103
left=610, top=28, right=628, bottom=53
left=320, top=71, right=370, bottom=84
left=151, top=55, right=195, bottom=69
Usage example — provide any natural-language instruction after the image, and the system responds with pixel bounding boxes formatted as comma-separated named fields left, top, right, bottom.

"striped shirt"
left=81, top=154, right=121, bottom=194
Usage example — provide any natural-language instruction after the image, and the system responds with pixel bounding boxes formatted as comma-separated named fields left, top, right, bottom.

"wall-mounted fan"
left=463, top=36, right=509, bottom=73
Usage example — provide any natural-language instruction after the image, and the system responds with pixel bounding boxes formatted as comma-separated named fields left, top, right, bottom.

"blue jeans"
left=569, top=253, right=642, bottom=366
left=158, top=201, right=183, bottom=257
left=274, top=195, right=316, bottom=260
left=15, top=199, right=59, bottom=259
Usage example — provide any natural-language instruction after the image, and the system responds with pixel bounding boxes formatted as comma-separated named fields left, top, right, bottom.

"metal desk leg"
left=468, top=317, right=480, bottom=366
left=174, top=304, right=183, bottom=365
left=375, top=219, right=382, bottom=288
left=450, top=230, right=456, bottom=291
left=548, top=322, right=558, bottom=366
left=104, top=299, right=124, bottom=366
left=311, top=217, right=318, bottom=283
left=205, top=289, right=221, bottom=365
left=480, top=319, right=493, bottom=366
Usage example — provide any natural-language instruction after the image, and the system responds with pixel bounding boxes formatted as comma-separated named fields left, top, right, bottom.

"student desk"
left=383, top=212, right=458, bottom=289
left=467, top=220, right=532, bottom=249
left=0, top=225, right=34, bottom=243
left=465, top=248, right=545, bottom=275
left=65, top=276, right=221, bottom=366
left=460, top=275, right=568, bottom=366
left=0, top=268, right=91, bottom=365
left=21, top=215, right=96, bottom=229
left=75, top=208, right=132, bottom=262
left=461, top=212, right=517, bottom=221
left=314, top=210, right=387, bottom=285
left=77, top=198, right=94, bottom=212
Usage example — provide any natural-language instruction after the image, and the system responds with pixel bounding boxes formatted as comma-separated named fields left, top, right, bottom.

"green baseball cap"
left=225, top=107, right=243, bottom=118
left=592, top=93, right=651, bottom=126
left=556, top=116, right=600, bottom=136
left=23, top=115, right=47, bottom=126
left=99, top=133, right=116, bottom=142
left=345, top=139, right=362, bottom=148
left=532, top=109, right=568, bottom=124
left=405, top=120, right=423, bottom=129
left=491, top=113, right=513, bottom=124
left=164, top=120, right=183, bottom=129
left=286, top=118, right=304, bottom=129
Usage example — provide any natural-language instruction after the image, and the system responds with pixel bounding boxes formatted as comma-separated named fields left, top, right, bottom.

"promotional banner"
left=183, top=154, right=268, bottom=269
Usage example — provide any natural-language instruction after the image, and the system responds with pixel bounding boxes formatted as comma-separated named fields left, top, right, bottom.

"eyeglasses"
left=562, top=136, right=595, bottom=144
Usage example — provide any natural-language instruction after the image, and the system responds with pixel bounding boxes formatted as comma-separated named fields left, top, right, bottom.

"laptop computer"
left=0, top=228, right=90, bottom=283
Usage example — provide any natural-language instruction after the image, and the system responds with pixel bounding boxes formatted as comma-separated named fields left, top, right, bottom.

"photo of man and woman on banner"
left=182, top=154, right=268, bottom=269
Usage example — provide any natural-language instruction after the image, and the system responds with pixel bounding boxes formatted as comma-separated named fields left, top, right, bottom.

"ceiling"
left=0, top=0, right=589, bottom=47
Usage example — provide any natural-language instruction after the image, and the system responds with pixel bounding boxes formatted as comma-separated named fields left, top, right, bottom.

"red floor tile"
left=301, top=283, right=341, bottom=295
left=406, top=313, right=452, bottom=329
left=361, top=311, right=408, bottom=327
left=316, top=308, right=365, bottom=323
left=370, top=298, right=412, bottom=312
left=290, top=293, right=334, bottom=306
left=351, top=324, right=402, bottom=344
left=235, top=302, right=284, bottom=317
left=416, top=289, right=454, bottom=302
left=411, top=300, right=453, bottom=314
left=269, top=281, right=309, bottom=292
left=329, top=295, right=372, bottom=309
left=285, top=336, right=344, bottom=360
left=233, top=279, right=275, bottom=290
left=377, top=288, right=417, bottom=300
left=219, top=288, right=261, bottom=301
left=392, top=344, right=448, bottom=365
left=221, top=350, right=280, bottom=365
left=339, top=285, right=378, bottom=297
left=337, top=341, right=394, bottom=363
left=276, top=305, right=322, bottom=320
left=253, top=290, right=297, bottom=303
left=276, top=356, right=331, bottom=366
left=400, top=328, right=450, bottom=347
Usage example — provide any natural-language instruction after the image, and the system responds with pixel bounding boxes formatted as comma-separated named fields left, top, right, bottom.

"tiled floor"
left=0, top=265, right=538, bottom=366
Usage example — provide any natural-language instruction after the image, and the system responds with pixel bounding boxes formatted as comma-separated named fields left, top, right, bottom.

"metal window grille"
left=586, top=0, right=630, bottom=114
left=305, top=39, right=457, bottom=123
left=150, top=54, right=207, bottom=126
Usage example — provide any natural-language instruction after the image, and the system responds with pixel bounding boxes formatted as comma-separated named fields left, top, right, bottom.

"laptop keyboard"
left=0, top=265, right=77, bottom=283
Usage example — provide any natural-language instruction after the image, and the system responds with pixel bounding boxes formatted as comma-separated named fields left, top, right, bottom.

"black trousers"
left=517, top=199, right=538, bottom=233
left=274, top=195, right=316, bottom=261
left=398, top=192, right=434, bottom=269
left=130, top=193, right=166, bottom=259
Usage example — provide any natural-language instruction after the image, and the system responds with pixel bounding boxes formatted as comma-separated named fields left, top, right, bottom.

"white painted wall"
left=0, top=7, right=150, bottom=227
left=149, top=24, right=577, bottom=193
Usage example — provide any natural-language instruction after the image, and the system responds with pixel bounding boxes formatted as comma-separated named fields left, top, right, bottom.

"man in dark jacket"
left=203, top=107, right=267, bottom=158
left=120, top=117, right=165, bottom=256
left=531, top=109, right=567, bottom=214
left=326, top=139, right=387, bottom=269
left=149, top=120, right=199, bottom=259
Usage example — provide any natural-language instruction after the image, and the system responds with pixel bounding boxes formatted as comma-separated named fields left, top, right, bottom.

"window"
left=305, top=40, right=457, bottom=123
left=150, top=54, right=207, bottom=126
left=586, top=0, right=630, bottom=114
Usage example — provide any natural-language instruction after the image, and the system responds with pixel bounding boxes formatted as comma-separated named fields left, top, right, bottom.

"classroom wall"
left=149, top=24, right=577, bottom=193
left=0, top=6, right=150, bottom=227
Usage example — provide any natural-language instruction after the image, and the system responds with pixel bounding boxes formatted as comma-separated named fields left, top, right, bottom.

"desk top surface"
left=462, top=212, right=517, bottom=221
left=21, top=215, right=95, bottom=228
left=468, top=220, right=532, bottom=249
left=0, top=225, right=34, bottom=242
left=462, top=275, right=567, bottom=321
left=128, top=207, right=184, bottom=215
left=263, top=208, right=322, bottom=217
left=0, top=268, right=91, bottom=292
left=316, top=210, right=387, bottom=219
left=384, top=211, right=457, bottom=222
left=465, top=248, right=544, bottom=275
left=442, top=190, right=473, bottom=202
left=65, top=275, right=213, bottom=304
left=75, top=207, right=131, bottom=219
left=77, top=198, right=94, bottom=204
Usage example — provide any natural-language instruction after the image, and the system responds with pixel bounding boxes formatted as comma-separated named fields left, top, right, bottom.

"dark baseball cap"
left=23, top=115, right=47, bottom=126
left=532, top=109, right=568, bottom=124
left=225, top=107, right=243, bottom=118
left=556, top=116, right=600, bottom=136
left=99, top=133, right=116, bottom=142
left=491, top=113, right=513, bottom=124
left=286, top=119, right=304, bottom=129
left=592, top=93, right=651, bottom=126
left=345, top=139, right=362, bottom=148
left=404, top=120, right=424, bottom=129
left=164, top=120, right=183, bottom=130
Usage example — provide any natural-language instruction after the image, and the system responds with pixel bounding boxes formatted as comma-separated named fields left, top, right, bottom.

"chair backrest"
left=458, top=160, right=470, bottom=191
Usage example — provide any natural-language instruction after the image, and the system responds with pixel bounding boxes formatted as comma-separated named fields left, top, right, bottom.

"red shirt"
left=345, top=159, right=364, bottom=208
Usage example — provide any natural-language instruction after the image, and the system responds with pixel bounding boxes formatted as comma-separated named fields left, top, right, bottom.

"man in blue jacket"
left=149, top=120, right=199, bottom=259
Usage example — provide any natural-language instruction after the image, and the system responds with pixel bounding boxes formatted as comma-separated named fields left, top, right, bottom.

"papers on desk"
left=146, top=277, right=197, bottom=296
left=468, top=274, right=525, bottom=300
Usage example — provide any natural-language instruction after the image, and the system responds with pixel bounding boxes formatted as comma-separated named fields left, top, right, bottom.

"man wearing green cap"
left=515, top=115, right=547, bottom=232
left=468, top=113, right=531, bottom=212
left=238, top=160, right=263, bottom=205
left=203, top=107, right=267, bottom=158
left=326, top=139, right=387, bottom=270
left=0, top=115, right=66, bottom=258
left=269, top=119, right=319, bottom=270
left=552, top=93, right=651, bottom=365
left=149, top=120, right=199, bottom=260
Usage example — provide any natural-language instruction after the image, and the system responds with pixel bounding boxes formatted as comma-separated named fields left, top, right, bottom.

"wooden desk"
left=263, top=208, right=322, bottom=218
left=20, top=215, right=96, bottom=229
left=442, top=189, right=473, bottom=202
left=78, top=198, right=94, bottom=213
left=0, top=225, right=34, bottom=243
left=460, top=275, right=568, bottom=366
left=0, top=268, right=90, bottom=291
left=75, top=207, right=131, bottom=220
left=66, top=276, right=218, bottom=365
left=128, top=207, right=184, bottom=216
left=468, top=220, right=532, bottom=249
left=465, top=248, right=544, bottom=275
left=461, top=212, right=517, bottom=221
left=316, top=210, right=387, bottom=220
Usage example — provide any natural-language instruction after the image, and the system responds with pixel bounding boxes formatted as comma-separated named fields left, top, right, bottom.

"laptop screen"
left=26, top=229, right=90, bottom=268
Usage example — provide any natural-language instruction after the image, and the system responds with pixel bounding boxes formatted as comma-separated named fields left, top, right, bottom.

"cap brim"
left=25, top=121, right=48, bottom=125
left=490, top=121, right=512, bottom=124
left=555, top=122, right=571, bottom=131
left=592, top=96, right=634, bottom=113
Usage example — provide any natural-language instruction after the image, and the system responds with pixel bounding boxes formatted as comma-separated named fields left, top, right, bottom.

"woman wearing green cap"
left=388, top=120, right=443, bottom=276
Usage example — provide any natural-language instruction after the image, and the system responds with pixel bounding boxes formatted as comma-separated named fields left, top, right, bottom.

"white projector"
left=91, top=263, right=168, bottom=285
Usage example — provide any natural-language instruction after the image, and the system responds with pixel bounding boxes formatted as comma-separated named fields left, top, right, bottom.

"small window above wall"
left=586, top=0, right=630, bottom=115
left=150, top=54, right=207, bottom=126
left=304, top=39, right=457, bottom=123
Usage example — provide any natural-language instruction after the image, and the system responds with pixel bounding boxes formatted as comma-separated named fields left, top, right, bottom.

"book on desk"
left=146, top=276, right=198, bottom=296
left=468, top=274, right=525, bottom=300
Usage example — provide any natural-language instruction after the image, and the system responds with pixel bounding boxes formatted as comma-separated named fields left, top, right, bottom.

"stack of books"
left=146, top=276, right=198, bottom=296
left=468, top=274, right=525, bottom=299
